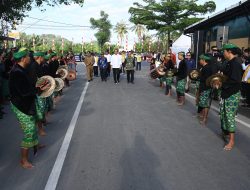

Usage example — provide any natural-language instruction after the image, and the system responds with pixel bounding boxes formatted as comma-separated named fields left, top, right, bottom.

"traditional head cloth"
left=44, top=54, right=52, bottom=60
left=33, top=52, right=45, bottom=57
left=222, top=43, right=239, bottom=50
left=13, top=48, right=28, bottom=60
left=199, top=54, right=211, bottom=61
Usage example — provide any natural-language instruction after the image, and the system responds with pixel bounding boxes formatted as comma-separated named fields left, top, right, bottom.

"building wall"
left=205, top=38, right=249, bottom=52
left=202, top=15, right=250, bottom=51
left=229, top=38, right=249, bottom=50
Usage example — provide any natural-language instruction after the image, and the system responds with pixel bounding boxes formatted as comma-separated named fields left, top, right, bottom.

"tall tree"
left=129, top=0, right=216, bottom=49
left=90, top=11, right=112, bottom=52
left=131, top=24, right=146, bottom=41
left=114, top=20, right=128, bottom=47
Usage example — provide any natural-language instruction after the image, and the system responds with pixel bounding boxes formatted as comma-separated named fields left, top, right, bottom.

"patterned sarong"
left=165, top=77, right=173, bottom=86
left=199, top=89, right=211, bottom=108
left=11, top=104, right=38, bottom=148
left=220, top=92, right=240, bottom=133
left=35, top=95, right=46, bottom=121
left=176, top=79, right=186, bottom=95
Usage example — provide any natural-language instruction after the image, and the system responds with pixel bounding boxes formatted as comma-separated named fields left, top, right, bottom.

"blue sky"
left=17, top=0, right=241, bottom=46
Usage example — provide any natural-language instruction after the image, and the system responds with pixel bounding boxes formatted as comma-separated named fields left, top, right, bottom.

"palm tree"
left=114, top=20, right=128, bottom=47
left=131, top=24, right=146, bottom=42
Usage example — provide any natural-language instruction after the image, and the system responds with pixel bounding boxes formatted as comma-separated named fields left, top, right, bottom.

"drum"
left=150, top=68, right=160, bottom=79
left=36, top=76, right=56, bottom=98
left=206, top=73, right=227, bottom=89
left=54, top=78, right=64, bottom=92
left=56, top=68, right=68, bottom=80
left=67, top=70, right=76, bottom=81
left=156, top=65, right=166, bottom=77
left=150, top=65, right=166, bottom=79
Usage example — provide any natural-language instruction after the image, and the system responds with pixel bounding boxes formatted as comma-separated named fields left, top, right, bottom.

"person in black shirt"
left=33, top=52, right=47, bottom=136
left=164, top=54, right=175, bottom=96
left=9, top=48, right=47, bottom=169
left=175, top=52, right=187, bottom=105
left=220, top=43, right=243, bottom=151
left=197, top=54, right=214, bottom=125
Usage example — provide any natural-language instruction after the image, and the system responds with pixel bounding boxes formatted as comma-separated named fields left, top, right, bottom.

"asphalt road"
left=0, top=62, right=250, bottom=190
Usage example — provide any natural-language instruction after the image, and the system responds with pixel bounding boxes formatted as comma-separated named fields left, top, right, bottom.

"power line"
left=20, top=24, right=91, bottom=28
left=27, top=16, right=92, bottom=28
left=18, top=27, right=92, bottom=31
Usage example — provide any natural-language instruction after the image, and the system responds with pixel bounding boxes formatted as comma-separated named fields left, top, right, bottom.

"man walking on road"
left=111, top=49, right=122, bottom=84
left=98, top=53, right=108, bottom=82
left=105, top=51, right=111, bottom=77
left=84, top=51, right=95, bottom=82
left=135, top=53, right=142, bottom=71
left=125, top=51, right=135, bottom=84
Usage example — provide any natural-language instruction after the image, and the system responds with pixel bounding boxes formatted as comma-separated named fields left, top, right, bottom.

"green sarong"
left=165, top=77, right=173, bottom=86
left=176, top=79, right=186, bottom=95
left=199, top=89, right=211, bottom=108
left=220, top=92, right=240, bottom=133
left=35, top=96, right=46, bottom=121
left=160, top=76, right=166, bottom=83
left=11, top=104, right=39, bottom=148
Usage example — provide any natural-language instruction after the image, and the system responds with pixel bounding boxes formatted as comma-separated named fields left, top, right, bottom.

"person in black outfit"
left=197, top=54, right=214, bottom=125
left=48, top=53, right=59, bottom=78
left=163, top=54, right=175, bottom=96
left=9, top=48, right=47, bottom=169
left=175, top=52, right=187, bottom=105
left=220, top=44, right=243, bottom=151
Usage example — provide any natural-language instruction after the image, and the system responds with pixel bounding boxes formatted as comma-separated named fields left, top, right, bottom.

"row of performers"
left=9, top=48, right=76, bottom=169
left=150, top=43, right=248, bottom=151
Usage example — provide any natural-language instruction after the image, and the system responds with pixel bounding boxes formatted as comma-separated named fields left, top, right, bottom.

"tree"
left=129, top=0, right=216, bottom=50
left=131, top=24, right=146, bottom=41
left=90, top=11, right=112, bottom=52
left=0, top=0, right=84, bottom=25
left=114, top=20, right=128, bottom=47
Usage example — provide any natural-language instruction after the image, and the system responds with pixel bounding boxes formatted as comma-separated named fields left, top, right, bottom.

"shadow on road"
left=119, top=134, right=167, bottom=190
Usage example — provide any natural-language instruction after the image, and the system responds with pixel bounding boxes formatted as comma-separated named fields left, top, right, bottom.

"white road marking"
left=44, top=81, right=89, bottom=190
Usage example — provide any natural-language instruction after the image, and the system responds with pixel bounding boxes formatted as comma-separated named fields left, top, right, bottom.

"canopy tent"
left=171, top=34, right=191, bottom=54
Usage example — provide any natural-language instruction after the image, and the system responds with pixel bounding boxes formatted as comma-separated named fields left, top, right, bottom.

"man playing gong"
left=9, top=48, right=47, bottom=169
left=198, top=54, right=214, bottom=125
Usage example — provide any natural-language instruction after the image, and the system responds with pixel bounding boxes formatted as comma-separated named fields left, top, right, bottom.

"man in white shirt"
left=93, top=53, right=99, bottom=77
left=111, top=49, right=122, bottom=84
left=104, top=51, right=112, bottom=77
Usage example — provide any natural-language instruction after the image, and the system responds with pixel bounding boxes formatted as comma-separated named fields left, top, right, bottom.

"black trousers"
left=112, top=68, right=120, bottom=83
left=136, top=62, right=141, bottom=71
left=100, top=68, right=107, bottom=81
left=93, top=66, right=98, bottom=76
left=107, top=62, right=111, bottom=76
left=127, top=70, right=134, bottom=83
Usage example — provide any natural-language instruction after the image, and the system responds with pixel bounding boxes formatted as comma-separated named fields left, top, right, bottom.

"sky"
left=16, top=0, right=241, bottom=47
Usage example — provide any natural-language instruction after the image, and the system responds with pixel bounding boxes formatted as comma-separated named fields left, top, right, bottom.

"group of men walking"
left=84, top=49, right=143, bottom=84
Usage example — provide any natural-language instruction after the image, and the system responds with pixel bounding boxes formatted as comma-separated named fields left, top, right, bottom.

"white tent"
left=171, top=34, right=191, bottom=54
